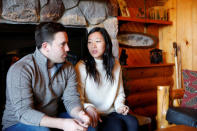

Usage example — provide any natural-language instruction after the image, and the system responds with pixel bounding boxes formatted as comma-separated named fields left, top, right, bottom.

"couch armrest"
left=170, top=88, right=184, bottom=100
left=157, top=86, right=170, bottom=129
left=157, top=87, right=190, bottom=129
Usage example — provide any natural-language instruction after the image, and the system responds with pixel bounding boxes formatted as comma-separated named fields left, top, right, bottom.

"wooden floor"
left=155, top=125, right=197, bottom=131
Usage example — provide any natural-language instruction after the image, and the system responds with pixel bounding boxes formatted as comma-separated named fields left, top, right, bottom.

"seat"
left=156, top=69, right=197, bottom=129
left=166, top=106, right=197, bottom=127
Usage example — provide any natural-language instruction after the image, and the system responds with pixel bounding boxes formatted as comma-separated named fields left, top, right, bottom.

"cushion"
left=181, top=69, right=197, bottom=109
left=166, top=107, right=197, bottom=128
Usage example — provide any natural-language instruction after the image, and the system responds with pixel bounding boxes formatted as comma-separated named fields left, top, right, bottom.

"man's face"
left=47, top=32, right=69, bottom=64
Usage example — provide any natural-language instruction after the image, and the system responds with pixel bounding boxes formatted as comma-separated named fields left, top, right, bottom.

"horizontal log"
left=125, top=76, right=173, bottom=93
left=125, top=85, right=157, bottom=94
left=132, top=105, right=157, bottom=117
left=123, top=65, right=174, bottom=79
left=127, top=90, right=157, bottom=107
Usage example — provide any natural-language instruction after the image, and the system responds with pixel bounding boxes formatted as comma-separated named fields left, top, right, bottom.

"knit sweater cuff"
left=66, top=102, right=82, bottom=114
left=115, top=103, right=125, bottom=112
left=20, top=110, right=45, bottom=126
left=84, top=103, right=96, bottom=110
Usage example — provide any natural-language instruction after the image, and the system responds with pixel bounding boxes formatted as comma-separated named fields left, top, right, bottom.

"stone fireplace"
left=0, top=0, right=119, bottom=58
left=0, top=0, right=120, bottom=125
left=0, top=0, right=120, bottom=87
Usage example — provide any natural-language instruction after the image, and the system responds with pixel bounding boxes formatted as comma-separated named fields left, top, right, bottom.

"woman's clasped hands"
left=117, top=105, right=129, bottom=115
left=85, top=106, right=102, bottom=128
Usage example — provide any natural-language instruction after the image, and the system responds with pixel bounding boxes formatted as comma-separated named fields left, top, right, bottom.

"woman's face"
left=87, top=32, right=106, bottom=60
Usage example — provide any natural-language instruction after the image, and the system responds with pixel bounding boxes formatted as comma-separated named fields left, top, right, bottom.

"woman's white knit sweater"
left=75, top=59, right=126, bottom=115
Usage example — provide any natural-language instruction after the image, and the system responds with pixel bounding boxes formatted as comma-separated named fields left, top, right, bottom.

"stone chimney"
left=0, top=0, right=119, bottom=58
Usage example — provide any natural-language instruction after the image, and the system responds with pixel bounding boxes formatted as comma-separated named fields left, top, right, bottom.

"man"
left=2, top=22, right=90, bottom=131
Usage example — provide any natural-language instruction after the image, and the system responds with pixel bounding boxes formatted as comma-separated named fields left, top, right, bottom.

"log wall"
left=119, top=0, right=174, bottom=118
left=123, top=64, right=174, bottom=117
left=121, top=0, right=197, bottom=119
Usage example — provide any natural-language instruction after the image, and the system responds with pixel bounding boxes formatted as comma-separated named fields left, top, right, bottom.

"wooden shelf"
left=117, top=16, right=173, bottom=25
left=122, top=63, right=174, bottom=69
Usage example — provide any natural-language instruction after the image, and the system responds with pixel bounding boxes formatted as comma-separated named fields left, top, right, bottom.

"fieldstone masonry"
left=0, top=0, right=119, bottom=58
left=2, top=0, right=40, bottom=22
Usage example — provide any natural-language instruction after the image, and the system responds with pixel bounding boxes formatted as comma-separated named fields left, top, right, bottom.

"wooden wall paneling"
left=119, top=23, right=160, bottom=66
left=147, top=24, right=159, bottom=37
left=119, top=22, right=149, bottom=65
left=160, top=0, right=197, bottom=89
left=125, top=0, right=157, bottom=8
left=119, top=0, right=160, bottom=66
left=177, top=0, right=193, bottom=70
left=159, top=0, right=177, bottom=89
left=159, top=0, right=177, bottom=64
left=119, top=22, right=144, bottom=32
left=123, top=48, right=151, bottom=65
left=146, top=0, right=157, bottom=8
left=125, top=0, right=145, bottom=8
left=192, top=0, right=197, bottom=70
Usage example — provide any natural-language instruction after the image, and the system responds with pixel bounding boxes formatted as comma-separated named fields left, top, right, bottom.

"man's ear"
left=42, top=42, right=49, bottom=52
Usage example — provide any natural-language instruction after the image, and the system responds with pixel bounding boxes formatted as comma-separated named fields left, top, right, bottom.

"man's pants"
left=3, top=112, right=74, bottom=131
left=4, top=112, right=138, bottom=131
left=4, top=123, right=50, bottom=131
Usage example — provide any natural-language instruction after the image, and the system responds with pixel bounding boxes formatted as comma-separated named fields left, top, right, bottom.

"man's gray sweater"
left=2, top=48, right=81, bottom=130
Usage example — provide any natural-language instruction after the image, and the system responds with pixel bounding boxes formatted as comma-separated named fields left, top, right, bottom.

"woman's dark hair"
left=84, top=27, right=115, bottom=83
left=35, top=22, right=66, bottom=49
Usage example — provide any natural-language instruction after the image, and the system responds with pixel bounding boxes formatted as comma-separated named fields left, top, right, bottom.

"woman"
left=75, top=27, right=138, bottom=131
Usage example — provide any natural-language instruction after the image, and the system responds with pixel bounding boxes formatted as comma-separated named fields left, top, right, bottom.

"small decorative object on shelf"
left=118, top=32, right=158, bottom=48
left=150, top=48, right=163, bottom=64
left=119, top=49, right=128, bottom=65
left=148, top=6, right=168, bottom=21
left=117, top=0, right=130, bottom=17
left=117, top=0, right=171, bottom=24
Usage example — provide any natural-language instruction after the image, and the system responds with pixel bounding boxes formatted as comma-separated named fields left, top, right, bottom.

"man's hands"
left=78, top=110, right=91, bottom=128
left=40, top=115, right=88, bottom=131
left=85, top=106, right=102, bottom=127
left=70, top=106, right=91, bottom=127
left=117, top=105, right=129, bottom=115
left=61, top=118, right=88, bottom=131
